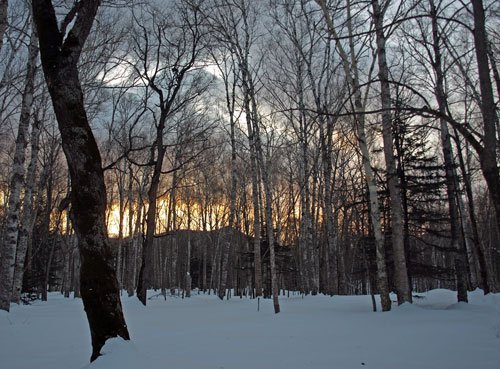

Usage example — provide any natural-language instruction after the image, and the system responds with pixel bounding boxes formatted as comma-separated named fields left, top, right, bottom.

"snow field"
left=0, top=289, right=499, bottom=369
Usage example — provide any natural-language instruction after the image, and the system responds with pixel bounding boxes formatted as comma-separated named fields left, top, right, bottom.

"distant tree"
left=127, top=1, right=210, bottom=305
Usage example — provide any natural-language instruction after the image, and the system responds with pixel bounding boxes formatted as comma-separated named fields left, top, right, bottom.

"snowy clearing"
left=1, top=289, right=499, bottom=369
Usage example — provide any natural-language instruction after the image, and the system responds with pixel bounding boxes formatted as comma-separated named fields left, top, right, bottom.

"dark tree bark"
left=470, top=0, right=500, bottom=238
left=0, top=0, right=7, bottom=52
left=32, top=0, right=129, bottom=361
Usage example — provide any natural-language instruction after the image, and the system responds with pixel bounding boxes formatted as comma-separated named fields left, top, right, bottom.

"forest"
left=0, top=0, right=499, bottom=364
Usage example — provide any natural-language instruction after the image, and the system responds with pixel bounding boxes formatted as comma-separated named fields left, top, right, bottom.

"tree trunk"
left=218, top=61, right=238, bottom=300
left=429, top=0, right=468, bottom=302
left=455, top=132, right=495, bottom=293
left=12, top=116, right=41, bottom=304
left=252, top=114, right=280, bottom=310
left=316, top=0, right=391, bottom=310
left=137, top=112, right=167, bottom=305
left=372, top=0, right=412, bottom=304
left=116, top=170, right=125, bottom=289
left=262, top=161, right=280, bottom=313
left=0, top=21, right=38, bottom=311
left=32, top=1, right=129, bottom=361
left=470, top=0, right=500, bottom=238
left=242, top=73, right=262, bottom=297
left=126, top=166, right=136, bottom=297
left=0, top=0, right=7, bottom=52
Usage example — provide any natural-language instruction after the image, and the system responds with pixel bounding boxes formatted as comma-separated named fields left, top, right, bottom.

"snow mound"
left=82, top=338, right=160, bottom=369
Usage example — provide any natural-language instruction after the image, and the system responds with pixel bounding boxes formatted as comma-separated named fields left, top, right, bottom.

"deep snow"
left=1, top=289, right=499, bottom=369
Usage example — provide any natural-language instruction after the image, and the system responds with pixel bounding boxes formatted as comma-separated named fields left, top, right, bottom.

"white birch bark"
left=11, top=115, right=41, bottom=304
left=316, top=0, right=391, bottom=310
left=0, top=22, right=38, bottom=311
left=371, top=0, right=412, bottom=304
left=217, top=56, right=237, bottom=300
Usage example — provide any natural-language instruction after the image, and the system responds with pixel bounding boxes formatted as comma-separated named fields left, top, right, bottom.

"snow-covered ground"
left=1, top=289, right=499, bottom=369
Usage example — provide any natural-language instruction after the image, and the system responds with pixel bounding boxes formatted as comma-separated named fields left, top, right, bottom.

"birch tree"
left=316, top=0, right=391, bottom=310
left=208, top=0, right=264, bottom=297
left=370, top=0, right=412, bottom=304
left=0, top=17, right=38, bottom=311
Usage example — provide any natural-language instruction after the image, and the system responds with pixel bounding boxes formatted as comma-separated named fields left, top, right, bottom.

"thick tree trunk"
left=372, top=0, right=412, bottom=304
left=0, top=22, right=38, bottom=311
left=32, top=1, right=129, bottom=361
left=470, top=0, right=500, bottom=238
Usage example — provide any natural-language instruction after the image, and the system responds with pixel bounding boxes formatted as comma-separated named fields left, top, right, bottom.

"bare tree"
left=0, top=16, right=38, bottom=311
left=426, top=0, right=468, bottom=302
left=32, top=0, right=129, bottom=361
left=208, top=0, right=265, bottom=297
left=316, top=0, right=391, bottom=310
left=130, top=1, right=210, bottom=305
left=371, top=0, right=412, bottom=304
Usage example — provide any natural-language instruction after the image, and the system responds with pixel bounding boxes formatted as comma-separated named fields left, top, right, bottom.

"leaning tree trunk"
left=0, top=21, right=38, bottom=311
left=32, top=1, right=129, bottom=361
left=372, top=0, right=412, bottom=305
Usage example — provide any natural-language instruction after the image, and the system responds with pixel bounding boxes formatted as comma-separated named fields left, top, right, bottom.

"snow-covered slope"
left=1, top=289, right=499, bottom=369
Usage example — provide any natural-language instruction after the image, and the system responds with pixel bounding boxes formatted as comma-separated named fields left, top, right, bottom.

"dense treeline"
left=0, top=0, right=498, bottom=340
